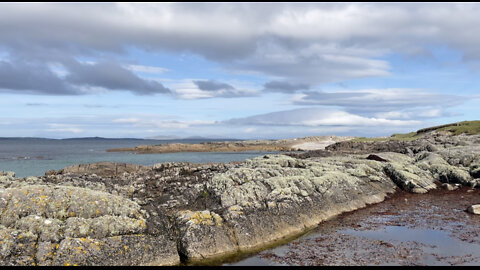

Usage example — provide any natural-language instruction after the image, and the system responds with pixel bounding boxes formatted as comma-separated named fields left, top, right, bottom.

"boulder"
left=467, top=205, right=480, bottom=215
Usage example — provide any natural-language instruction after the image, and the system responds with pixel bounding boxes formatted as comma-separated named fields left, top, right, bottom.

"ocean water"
left=0, top=138, right=276, bottom=178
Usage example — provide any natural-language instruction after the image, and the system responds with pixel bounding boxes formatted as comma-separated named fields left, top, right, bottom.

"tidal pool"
left=222, top=187, right=480, bottom=266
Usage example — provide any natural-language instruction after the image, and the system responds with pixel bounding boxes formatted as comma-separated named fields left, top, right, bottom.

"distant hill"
left=145, top=135, right=182, bottom=140
left=146, top=135, right=239, bottom=141
left=61, top=137, right=145, bottom=141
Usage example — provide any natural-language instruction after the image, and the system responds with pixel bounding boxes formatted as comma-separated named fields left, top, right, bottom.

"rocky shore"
left=106, top=136, right=353, bottom=153
left=1, top=124, right=480, bottom=266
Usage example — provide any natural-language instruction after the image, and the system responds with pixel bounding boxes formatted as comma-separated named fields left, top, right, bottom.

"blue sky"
left=0, top=3, right=479, bottom=139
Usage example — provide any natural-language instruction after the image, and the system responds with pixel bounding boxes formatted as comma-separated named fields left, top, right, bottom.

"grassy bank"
left=353, top=120, right=480, bottom=142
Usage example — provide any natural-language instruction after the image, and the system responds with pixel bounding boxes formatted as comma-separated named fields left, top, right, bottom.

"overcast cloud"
left=3, top=3, right=480, bottom=91
left=0, top=3, right=479, bottom=138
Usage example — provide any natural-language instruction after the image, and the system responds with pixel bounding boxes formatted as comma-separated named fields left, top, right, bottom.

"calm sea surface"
left=0, top=138, right=276, bottom=178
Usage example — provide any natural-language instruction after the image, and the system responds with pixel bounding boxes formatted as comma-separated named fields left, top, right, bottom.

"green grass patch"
left=435, top=121, right=480, bottom=135
left=352, top=120, right=480, bottom=142
left=351, top=137, right=390, bottom=142
left=390, top=132, right=423, bottom=141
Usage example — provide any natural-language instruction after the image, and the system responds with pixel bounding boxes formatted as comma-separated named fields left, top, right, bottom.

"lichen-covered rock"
left=0, top=225, right=37, bottom=266
left=416, top=152, right=477, bottom=187
left=2, top=133, right=480, bottom=265
left=0, top=184, right=179, bottom=266
left=175, top=210, right=237, bottom=261
left=51, top=235, right=179, bottom=266
left=0, top=185, right=143, bottom=226
left=383, top=163, right=436, bottom=194
left=0, top=171, right=16, bottom=188
left=204, top=154, right=397, bottom=252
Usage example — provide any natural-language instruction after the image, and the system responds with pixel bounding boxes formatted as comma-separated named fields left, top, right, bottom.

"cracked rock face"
left=175, top=210, right=237, bottom=261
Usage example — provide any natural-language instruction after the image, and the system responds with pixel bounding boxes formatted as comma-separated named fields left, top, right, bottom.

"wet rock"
left=366, top=154, right=389, bottom=162
left=471, top=165, right=480, bottom=178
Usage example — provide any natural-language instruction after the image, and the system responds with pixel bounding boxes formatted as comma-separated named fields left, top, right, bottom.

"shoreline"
left=106, top=136, right=354, bottom=154
left=248, top=186, right=480, bottom=266
left=1, top=128, right=480, bottom=266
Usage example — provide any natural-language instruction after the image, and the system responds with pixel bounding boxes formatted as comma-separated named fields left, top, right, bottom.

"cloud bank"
left=2, top=3, right=480, bottom=95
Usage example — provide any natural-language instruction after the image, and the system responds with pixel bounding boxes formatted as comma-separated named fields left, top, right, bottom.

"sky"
left=0, top=2, right=479, bottom=139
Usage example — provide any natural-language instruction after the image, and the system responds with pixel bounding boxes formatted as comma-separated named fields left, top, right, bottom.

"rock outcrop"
left=1, top=131, right=480, bottom=265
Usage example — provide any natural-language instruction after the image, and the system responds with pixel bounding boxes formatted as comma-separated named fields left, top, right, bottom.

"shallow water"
left=340, top=226, right=480, bottom=266
left=224, top=188, right=480, bottom=266
left=0, top=138, right=276, bottom=178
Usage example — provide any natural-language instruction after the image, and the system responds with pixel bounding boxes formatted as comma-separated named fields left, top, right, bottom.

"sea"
left=0, top=137, right=277, bottom=178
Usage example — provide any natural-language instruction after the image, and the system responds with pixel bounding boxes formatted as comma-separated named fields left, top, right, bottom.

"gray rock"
left=175, top=210, right=237, bottom=261
left=2, top=132, right=480, bottom=265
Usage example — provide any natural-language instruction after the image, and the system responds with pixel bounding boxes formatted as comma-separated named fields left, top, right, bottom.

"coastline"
left=1, top=125, right=480, bottom=265
left=106, top=136, right=354, bottom=154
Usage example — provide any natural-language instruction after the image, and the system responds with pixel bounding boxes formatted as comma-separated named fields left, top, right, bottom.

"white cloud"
left=125, top=64, right=169, bottom=74
left=4, top=3, right=480, bottom=88
left=112, top=117, right=214, bottom=129
left=224, top=108, right=421, bottom=127
left=170, top=80, right=258, bottom=99
left=375, top=108, right=445, bottom=120
left=292, top=88, right=467, bottom=115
